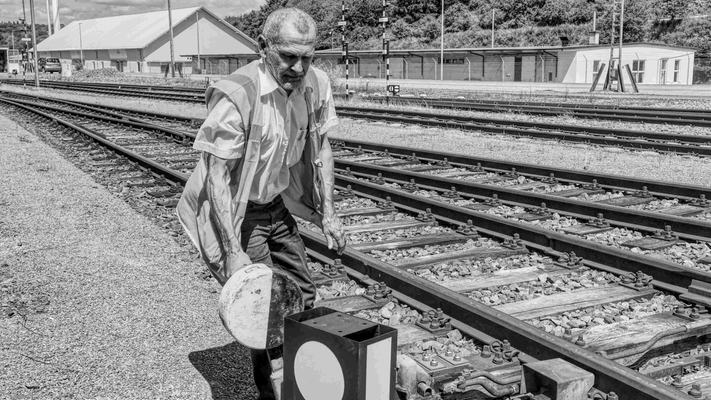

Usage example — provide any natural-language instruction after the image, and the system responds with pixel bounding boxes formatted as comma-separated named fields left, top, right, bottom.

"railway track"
left=362, top=96, right=711, bottom=128
left=3, top=93, right=711, bottom=399
left=0, top=79, right=205, bottom=102
left=3, top=80, right=711, bottom=157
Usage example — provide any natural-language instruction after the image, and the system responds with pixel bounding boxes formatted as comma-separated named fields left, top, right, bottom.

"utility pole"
left=79, top=22, right=84, bottom=68
left=167, top=0, right=176, bottom=77
left=45, top=0, right=52, bottom=35
left=491, top=9, right=495, bottom=48
left=617, top=0, right=625, bottom=92
left=29, top=0, right=40, bottom=88
left=440, top=0, right=444, bottom=80
left=196, top=11, right=200, bottom=73
left=11, top=30, right=15, bottom=49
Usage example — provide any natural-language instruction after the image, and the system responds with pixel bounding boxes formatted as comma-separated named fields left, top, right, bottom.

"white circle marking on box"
left=294, top=341, right=345, bottom=400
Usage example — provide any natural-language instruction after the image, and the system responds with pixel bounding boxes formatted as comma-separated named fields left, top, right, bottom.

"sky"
left=0, top=0, right=262, bottom=26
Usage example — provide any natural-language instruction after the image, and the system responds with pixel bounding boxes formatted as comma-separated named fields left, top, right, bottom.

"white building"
left=34, top=6, right=257, bottom=74
left=315, top=42, right=697, bottom=85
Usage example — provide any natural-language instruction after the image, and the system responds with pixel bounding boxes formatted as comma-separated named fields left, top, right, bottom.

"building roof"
left=35, top=6, right=257, bottom=52
left=314, top=42, right=697, bottom=58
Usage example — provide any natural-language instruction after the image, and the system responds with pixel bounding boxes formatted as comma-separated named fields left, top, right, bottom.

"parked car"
left=40, top=58, right=62, bottom=74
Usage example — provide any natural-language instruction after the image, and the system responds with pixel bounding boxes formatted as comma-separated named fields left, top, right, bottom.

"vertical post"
left=341, top=0, right=348, bottom=98
left=381, top=0, right=390, bottom=103
left=51, top=0, right=59, bottom=34
left=617, top=0, right=625, bottom=92
left=440, top=0, right=444, bottom=80
left=196, top=11, right=200, bottom=73
left=605, top=11, right=615, bottom=90
left=11, top=30, right=15, bottom=49
left=491, top=9, right=495, bottom=48
left=593, top=11, right=596, bottom=31
left=167, top=0, right=176, bottom=78
left=79, top=22, right=83, bottom=68
left=29, top=0, right=39, bottom=88
left=45, top=0, right=52, bottom=35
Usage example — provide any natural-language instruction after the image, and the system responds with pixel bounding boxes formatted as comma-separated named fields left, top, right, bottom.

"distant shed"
left=315, top=42, right=696, bottom=85
left=34, top=6, right=257, bottom=74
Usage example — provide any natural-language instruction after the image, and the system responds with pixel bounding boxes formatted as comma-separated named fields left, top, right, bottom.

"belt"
left=247, top=195, right=283, bottom=210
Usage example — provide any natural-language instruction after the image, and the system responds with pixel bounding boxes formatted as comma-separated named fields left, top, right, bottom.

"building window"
left=632, top=59, right=645, bottom=83
left=444, top=58, right=464, bottom=64
left=674, top=59, right=680, bottom=82
left=592, top=60, right=602, bottom=80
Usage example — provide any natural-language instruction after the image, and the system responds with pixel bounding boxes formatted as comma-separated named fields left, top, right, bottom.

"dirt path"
left=0, top=112, right=255, bottom=399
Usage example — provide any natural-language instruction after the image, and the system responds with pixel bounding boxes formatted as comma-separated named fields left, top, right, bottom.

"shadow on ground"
left=189, top=341, right=257, bottom=400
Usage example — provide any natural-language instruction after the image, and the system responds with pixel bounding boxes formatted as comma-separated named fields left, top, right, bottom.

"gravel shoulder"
left=0, top=114, right=255, bottom=399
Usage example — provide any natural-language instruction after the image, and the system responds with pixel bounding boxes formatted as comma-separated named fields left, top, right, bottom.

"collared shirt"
left=193, top=60, right=338, bottom=204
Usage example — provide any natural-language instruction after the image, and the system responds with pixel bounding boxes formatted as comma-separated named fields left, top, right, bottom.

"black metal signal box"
left=283, top=307, right=397, bottom=400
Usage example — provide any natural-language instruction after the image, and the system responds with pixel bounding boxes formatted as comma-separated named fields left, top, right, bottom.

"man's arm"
left=318, top=134, right=346, bottom=254
left=205, top=153, right=253, bottom=278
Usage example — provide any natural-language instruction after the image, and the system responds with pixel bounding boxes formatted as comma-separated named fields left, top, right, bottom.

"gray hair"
left=262, top=8, right=317, bottom=47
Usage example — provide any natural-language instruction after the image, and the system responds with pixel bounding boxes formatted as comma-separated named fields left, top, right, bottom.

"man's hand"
left=322, top=209, right=346, bottom=255
left=224, top=251, right=253, bottom=281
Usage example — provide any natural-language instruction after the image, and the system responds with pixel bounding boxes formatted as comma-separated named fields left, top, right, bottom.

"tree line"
left=225, top=0, right=710, bottom=55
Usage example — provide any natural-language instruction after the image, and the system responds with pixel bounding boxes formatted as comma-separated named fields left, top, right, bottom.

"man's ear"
left=257, top=35, right=268, bottom=58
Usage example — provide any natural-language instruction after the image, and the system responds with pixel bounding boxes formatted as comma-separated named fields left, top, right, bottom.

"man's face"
left=260, top=24, right=316, bottom=92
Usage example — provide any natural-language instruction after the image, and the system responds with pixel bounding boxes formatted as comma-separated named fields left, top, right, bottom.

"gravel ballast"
left=0, top=114, right=256, bottom=398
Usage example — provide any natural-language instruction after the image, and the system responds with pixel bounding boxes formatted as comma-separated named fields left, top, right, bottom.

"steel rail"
left=1, top=91, right=200, bottom=133
left=0, top=98, right=189, bottom=184
left=336, top=160, right=711, bottom=241
left=7, top=91, right=708, bottom=201
left=382, top=96, right=711, bottom=115
left=0, top=78, right=205, bottom=93
left=0, top=79, right=204, bottom=102
left=1, top=95, right=189, bottom=142
left=300, top=227, right=689, bottom=400
left=371, top=97, right=711, bottom=127
left=334, top=174, right=711, bottom=292
left=337, top=106, right=711, bottom=153
left=338, top=139, right=711, bottom=200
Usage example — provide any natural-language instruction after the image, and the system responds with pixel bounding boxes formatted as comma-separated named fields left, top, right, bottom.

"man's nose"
left=291, top=59, right=304, bottom=74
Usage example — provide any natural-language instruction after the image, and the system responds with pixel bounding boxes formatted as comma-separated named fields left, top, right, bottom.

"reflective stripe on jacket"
left=177, top=60, right=325, bottom=282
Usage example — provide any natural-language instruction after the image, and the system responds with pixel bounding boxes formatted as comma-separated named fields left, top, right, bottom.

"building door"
left=660, top=59, right=668, bottom=84
left=514, top=56, right=522, bottom=82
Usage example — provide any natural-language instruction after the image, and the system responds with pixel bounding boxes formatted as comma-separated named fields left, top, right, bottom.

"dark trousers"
left=240, top=195, right=316, bottom=400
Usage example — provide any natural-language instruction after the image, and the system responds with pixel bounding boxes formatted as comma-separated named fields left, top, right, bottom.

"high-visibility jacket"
left=177, top=60, right=327, bottom=283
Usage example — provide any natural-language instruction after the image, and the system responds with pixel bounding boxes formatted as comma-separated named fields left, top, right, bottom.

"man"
left=177, top=8, right=346, bottom=400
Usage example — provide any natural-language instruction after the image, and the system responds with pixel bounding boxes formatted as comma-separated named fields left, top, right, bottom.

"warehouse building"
left=315, top=42, right=696, bottom=85
left=34, top=6, right=257, bottom=75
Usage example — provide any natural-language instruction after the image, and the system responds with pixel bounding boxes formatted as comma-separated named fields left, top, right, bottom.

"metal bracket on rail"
left=403, top=179, right=419, bottom=192
left=690, top=195, right=710, bottom=208
left=442, top=186, right=462, bottom=200
left=416, top=208, right=437, bottom=223
left=456, top=220, right=481, bottom=238
left=469, top=163, right=485, bottom=172
left=416, top=308, right=452, bottom=334
left=555, top=252, right=584, bottom=269
left=484, top=194, right=502, bottom=207
left=619, top=270, right=654, bottom=291
left=370, top=173, right=386, bottom=185
left=542, top=173, right=559, bottom=184
left=632, top=186, right=653, bottom=198
left=502, top=234, right=526, bottom=250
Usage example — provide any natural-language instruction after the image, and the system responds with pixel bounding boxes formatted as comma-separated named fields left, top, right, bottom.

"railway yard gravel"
left=0, top=114, right=256, bottom=399
left=330, top=119, right=711, bottom=188
left=341, top=97, right=711, bottom=138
